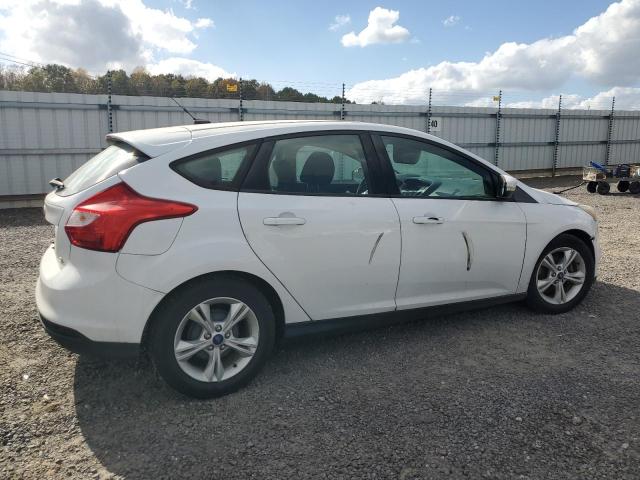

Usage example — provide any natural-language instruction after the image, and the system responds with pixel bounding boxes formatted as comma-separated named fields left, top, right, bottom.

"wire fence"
left=1, top=59, right=640, bottom=202
left=0, top=58, right=632, bottom=110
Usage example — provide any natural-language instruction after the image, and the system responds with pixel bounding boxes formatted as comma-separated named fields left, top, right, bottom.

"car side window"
left=171, top=144, right=256, bottom=189
left=260, top=135, right=371, bottom=195
left=381, top=136, right=496, bottom=199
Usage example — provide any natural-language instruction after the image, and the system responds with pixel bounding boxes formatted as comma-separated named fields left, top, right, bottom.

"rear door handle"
left=412, top=216, right=444, bottom=225
left=263, top=217, right=306, bottom=226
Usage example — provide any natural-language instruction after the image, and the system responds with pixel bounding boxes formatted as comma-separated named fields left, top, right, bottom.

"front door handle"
left=412, top=215, right=444, bottom=225
left=263, top=216, right=306, bottom=226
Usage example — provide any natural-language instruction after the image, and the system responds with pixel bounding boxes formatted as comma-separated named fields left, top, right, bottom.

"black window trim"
left=240, top=130, right=389, bottom=197
left=370, top=131, right=515, bottom=202
left=169, top=139, right=262, bottom=191
left=167, top=128, right=536, bottom=203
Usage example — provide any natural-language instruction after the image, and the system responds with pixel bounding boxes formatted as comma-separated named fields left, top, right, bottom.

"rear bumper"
left=36, top=244, right=164, bottom=343
left=40, top=314, right=139, bottom=358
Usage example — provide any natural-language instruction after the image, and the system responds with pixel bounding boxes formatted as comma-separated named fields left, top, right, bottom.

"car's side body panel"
left=115, top=160, right=312, bottom=331
left=391, top=198, right=527, bottom=308
left=238, top=192, right=401, bottom=320
left=515, top=203, right=599, bottom=294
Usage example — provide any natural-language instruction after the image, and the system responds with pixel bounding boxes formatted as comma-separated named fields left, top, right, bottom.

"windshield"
left=57, top=143, right=147, bottom=196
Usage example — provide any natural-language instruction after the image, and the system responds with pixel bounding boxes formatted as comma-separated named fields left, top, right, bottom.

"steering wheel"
left=398, top=177, right=442, bottom=197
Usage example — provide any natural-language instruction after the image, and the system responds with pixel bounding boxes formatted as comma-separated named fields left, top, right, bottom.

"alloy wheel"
left=173, top=297, right=259, bottom=382
left=536, top=247, right=586, bottom=305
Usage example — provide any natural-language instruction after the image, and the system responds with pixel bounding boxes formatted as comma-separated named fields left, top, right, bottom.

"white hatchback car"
left=37, top=121, right=599, bottom=398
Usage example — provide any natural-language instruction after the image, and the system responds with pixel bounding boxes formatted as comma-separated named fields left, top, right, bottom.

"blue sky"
left=163, top=0, right=611, bottom=87
left=1, top=0, right=639, bottom=108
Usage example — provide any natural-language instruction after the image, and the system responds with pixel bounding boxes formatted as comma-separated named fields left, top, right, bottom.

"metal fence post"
left=239, top=77, right=244, bottom=121
left=605, top=96, right=615, bottom=166
left=340, top=83, right=345, bottom=120
left=426, top=88, right=433, bottom=134
left=494, top=90, right=502, bottom=166
left=552, top=94, right=562, bottom=177
left=107, top=70, right=113, bottom=133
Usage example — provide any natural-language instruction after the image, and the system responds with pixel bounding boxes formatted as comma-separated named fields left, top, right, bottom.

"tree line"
left=0, top=64, right=352, bottom=103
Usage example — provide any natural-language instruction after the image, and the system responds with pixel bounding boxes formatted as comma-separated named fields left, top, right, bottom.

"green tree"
left=184, top=77, right=208, bottom=98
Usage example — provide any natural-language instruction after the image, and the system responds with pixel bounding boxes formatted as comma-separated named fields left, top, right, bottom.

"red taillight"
left=65, top=183, right=197, bottom=252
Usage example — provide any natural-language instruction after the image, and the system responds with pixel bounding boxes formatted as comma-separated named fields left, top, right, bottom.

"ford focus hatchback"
left=37, top=121, right=599, bottom=398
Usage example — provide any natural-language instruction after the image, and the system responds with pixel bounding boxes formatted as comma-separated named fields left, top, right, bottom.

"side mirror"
left=497, top=174, right=518, bottom=198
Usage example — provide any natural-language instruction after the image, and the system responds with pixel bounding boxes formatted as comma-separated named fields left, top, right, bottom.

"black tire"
left=586, top=181, right=597, bottom=193
left=617, top=181, right=629, bottom=192
left=596, top=181, right=610, bottom=195
left=526, top=234, right=595, bottom=314
left=629, top=181, right=640, bottom=194
left=149, top=275, right=276, bottom=399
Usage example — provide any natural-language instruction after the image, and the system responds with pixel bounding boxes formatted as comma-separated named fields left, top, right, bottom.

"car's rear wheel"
left=526, top=234, right=594, bottom=314
left=149, top=276, right=276, bottom=398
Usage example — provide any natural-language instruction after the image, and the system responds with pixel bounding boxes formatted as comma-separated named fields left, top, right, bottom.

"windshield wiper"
left=49, top=178, right=64, bottom=190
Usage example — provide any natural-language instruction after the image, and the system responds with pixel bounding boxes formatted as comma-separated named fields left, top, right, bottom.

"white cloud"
left=178, top=0, right=194, bottom=9
left=443, top=15, right=460, bottom=27
left=147, top=57, right=234, bottom=81
left=0, top=0, right=217, bottom=71
left=506, top=87, right=640, bottom=110
left=194, top=17, right=214, bottom=29
left=102, top=0, right=213, bottom=54
left=341, top=7, right=410, bottom=47
left=347, top=0, right=640, bottom=104
left=329, top=14, right=351, bottom=31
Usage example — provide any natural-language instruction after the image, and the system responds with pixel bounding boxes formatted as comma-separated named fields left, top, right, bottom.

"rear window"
left=170, top=144, right=256, bottom=190
left=57, top=143, right=146, bottom=197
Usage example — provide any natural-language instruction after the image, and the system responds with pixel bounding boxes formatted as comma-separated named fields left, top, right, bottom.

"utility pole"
left=107, top=70, right=113, bottom=133
left=605, top=96, right=616, bottom=166
left=426, top=88, right=433, bottom=134
left=552, top=94, right=562, bottom=177
left=494, top=90, right=502, bottom=166
left=239, top=77, right=244, bottom=121
left=340, top=83, right=346, bottom=121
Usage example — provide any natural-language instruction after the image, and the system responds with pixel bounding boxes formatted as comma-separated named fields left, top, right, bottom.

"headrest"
left=300, top=152, right=335, bottom=185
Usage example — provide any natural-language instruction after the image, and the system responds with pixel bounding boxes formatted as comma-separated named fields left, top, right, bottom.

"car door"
left=373, top=134, right=527, bottom=310
left=238, top=132, right=401, bottom=320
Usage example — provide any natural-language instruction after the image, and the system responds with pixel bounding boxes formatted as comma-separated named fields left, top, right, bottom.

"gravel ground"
left=1, top=176, right=639, bottom=479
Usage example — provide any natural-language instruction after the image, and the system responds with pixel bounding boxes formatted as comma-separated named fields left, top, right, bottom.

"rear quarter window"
left=57, top=143, right=147, bottom=197
left=170, top=144, right=257, bottom=190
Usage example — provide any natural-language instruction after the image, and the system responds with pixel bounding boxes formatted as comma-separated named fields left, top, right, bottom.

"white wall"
left=1, top=90, right=638, bottom=197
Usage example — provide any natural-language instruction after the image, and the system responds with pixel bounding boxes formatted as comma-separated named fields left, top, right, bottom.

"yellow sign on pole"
left=226, top=83, right=238, bottom=93
left=492, top=95, right=500, bottom=102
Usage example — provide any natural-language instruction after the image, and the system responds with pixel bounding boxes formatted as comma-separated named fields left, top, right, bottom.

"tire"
left=596, top=181, right=610, bottom=195
left=629, top=181, right=640, bottom=194
left=586, top=181, right=597, bottom=193
left=526, top=234, right=595, bottom=314
left=617, top=181, right=629, bottom=192
left=149, top=275, right=276, bottom=399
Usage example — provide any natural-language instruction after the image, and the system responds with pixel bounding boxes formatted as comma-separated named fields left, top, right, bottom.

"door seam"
left=389, top=198, right=403, bottom=311
left=235, top=192, right=314, bottom=321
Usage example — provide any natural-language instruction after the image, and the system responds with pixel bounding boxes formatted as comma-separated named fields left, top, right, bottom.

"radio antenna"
left=170, top=96, right=210, bottom=124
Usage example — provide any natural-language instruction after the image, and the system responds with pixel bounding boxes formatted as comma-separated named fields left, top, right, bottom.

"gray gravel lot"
left=1, top=176, right=639, bottom=479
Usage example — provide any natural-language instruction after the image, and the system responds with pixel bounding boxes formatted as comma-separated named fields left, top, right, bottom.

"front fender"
left=517, top=204, right=598, bottom=293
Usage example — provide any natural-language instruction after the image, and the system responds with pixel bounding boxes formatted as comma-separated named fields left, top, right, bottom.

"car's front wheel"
left=526, top=234, right=595, bottom=314
left=149, top=276, right=276, bottom=398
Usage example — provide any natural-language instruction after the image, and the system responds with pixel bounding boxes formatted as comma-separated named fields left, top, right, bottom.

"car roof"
left=106, top=120, right=438, bottom=158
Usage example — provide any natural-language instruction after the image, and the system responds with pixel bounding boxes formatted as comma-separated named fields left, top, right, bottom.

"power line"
left=0, top=51, right=44, bottom=67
